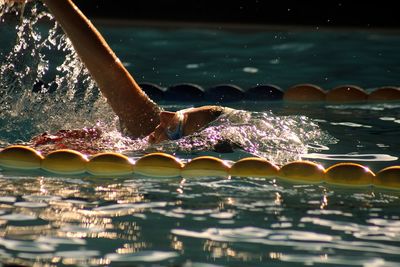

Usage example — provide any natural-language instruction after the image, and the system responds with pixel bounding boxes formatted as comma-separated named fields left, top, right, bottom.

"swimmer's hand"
left=213, top=139, right=243, bottom=153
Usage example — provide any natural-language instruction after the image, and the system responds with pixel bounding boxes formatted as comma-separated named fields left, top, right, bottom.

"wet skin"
left=148, top=106, right=224, bottom=144
left=11, top=0, right=227, bottom=143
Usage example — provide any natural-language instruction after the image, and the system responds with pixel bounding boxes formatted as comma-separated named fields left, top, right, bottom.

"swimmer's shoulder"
left=221, top=106, right=235, bottom=115
left=203, top=105, right=235, bottom=115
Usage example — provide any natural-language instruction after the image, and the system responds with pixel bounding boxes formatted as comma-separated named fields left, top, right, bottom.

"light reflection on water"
left=1, top=2, right=400, bottom=266
left=0, top=174, right=400, bottom=266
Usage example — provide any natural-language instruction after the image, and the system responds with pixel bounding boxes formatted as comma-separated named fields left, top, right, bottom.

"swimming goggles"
left=165, top=110, right=185, bottom=140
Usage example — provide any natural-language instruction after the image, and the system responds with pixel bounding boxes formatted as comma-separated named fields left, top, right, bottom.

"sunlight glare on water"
left=1, top=2, right=400, bottom=267
left=0, top=176, right=399, bottom=266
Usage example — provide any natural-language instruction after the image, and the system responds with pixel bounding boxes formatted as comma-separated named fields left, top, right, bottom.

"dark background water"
left=98, top=26, right=400, bottom=90
left=74, top=0, right=399, bottom=28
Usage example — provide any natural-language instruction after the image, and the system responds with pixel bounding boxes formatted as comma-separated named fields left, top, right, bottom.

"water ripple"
left=0, top=213, right=37, bottom=221
left=172, top=226, right=400, bottom=255
left=0, top=238, right=55, bottom=253
left=106, top=251, right=178, bottom=262
left=303, top=153, right=398, bottom=162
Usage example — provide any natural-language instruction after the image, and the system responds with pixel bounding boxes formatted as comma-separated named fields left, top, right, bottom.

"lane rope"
left=1, top=145, right=399, bottom=189
left=139, top=82, right=400, bottom=103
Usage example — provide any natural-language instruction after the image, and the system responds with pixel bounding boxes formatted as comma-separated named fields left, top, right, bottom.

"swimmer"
left=16, top=0, right=232, bottom=144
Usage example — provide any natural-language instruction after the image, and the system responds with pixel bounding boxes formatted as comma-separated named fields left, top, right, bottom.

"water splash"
left=0, top=1, right=116, bottom=144
left=152, top=110, right=336, bottom=165
left=0, top=2, right=335, bottom=162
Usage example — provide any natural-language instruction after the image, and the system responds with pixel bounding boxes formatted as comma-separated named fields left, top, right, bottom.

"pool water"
left=1, top=2, right=400, bottom=266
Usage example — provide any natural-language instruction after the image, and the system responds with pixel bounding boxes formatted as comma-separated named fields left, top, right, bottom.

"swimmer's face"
left=147, top=106, right=221, bottom=144
left=147, top=111, right=179, bottom=144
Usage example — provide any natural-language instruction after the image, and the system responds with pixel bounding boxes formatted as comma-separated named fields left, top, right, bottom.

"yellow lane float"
left=325, top=163, right=375, bottom=186
left=0, top=145, right=43, bottom=170
left=41, top=149, right=88, bottom=175
left=278, top=161, right=325, bottom=183
left=134, top=152, right=183, bottom=178
left=230, top=157, right=278, bottom=178
left=1, top=146, right=400, bottom=189
left=374, top=166, right=400, bottom=189
left=86, top=152, right=134, bottom=176
left=181, top=156, right=229, bottom=178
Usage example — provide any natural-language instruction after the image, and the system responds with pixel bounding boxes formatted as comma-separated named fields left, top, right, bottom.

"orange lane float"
left=368, top=87, right=400, bottom=102
left=326, top=85, right=368, bottom=103
left=283, top=84, right=326, bottom=102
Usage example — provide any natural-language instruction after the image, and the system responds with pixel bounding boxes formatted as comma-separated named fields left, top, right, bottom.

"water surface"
left=1, top=2, right=400, bottom=266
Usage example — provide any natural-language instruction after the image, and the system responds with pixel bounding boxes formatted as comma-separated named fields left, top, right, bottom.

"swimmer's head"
left=148, top=106, right=224, bottom=144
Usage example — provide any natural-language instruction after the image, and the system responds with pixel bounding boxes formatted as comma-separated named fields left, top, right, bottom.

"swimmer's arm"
left=41, top=0, right=160, bottom=138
